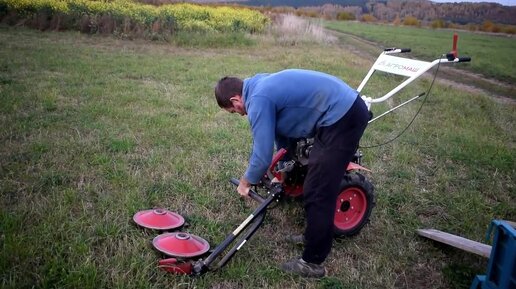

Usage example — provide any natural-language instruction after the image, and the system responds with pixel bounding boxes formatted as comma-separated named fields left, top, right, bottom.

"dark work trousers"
left=302, top=96, right=369, bottom=264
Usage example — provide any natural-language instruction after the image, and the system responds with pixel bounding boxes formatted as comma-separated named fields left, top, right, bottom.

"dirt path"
left=329, top=29, right=516, bottom=105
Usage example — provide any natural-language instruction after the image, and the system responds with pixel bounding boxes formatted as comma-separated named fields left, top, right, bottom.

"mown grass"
left=0, top=25, right=514, bottom=289
left=324, top=21, right=516, bottom=85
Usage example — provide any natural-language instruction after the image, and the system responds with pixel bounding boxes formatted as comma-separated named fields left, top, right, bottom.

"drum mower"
left=134, top=35, right=471, bottom=276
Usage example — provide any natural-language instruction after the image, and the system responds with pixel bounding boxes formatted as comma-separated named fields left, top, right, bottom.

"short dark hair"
left=214, top=76, right=243, bottom=108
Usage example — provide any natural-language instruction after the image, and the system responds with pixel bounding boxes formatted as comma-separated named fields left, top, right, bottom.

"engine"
left=270, top=138, right=364, bottom=197
left=290, top=138, right=363, bottom=166
left=294, top=138, right=314, bottom=166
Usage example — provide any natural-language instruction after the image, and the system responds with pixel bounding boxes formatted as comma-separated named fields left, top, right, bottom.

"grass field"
left=324, top=21, right=516, bottom=85
left=0, top=24, right=514, bottom=289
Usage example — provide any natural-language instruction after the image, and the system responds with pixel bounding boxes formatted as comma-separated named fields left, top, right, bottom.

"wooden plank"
left=417, top=229, right=492, bottom=258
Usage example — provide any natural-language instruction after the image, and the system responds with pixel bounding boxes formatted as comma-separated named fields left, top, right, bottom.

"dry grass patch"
left=269, top=14, right=337, bottom=45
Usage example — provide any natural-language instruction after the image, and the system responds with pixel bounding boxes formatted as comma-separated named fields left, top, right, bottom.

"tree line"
left=136, top=0, right=516, bottom=33
left=231, top=0, right=516, bottom=25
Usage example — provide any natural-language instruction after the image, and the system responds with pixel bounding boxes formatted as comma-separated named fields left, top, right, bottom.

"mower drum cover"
left=133, top=209, right=185, bottom=231
left=153, top=232, right=210, bottom=258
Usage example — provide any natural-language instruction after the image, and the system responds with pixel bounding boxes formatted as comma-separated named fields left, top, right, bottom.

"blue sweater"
left=242, top=69, right=358, bottom=183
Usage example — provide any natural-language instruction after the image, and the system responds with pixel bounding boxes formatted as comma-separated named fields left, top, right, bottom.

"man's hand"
left=271, top=171, right=286, bottom=184
left=237, top=177, right=251, bottom=198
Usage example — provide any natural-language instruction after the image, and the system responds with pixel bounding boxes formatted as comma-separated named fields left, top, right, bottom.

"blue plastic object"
left=470, top=220, right=516, bottom=289
left=470, top=275, right=486, bottom=289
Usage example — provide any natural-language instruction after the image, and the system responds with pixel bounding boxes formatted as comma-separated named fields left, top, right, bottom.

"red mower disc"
left=334, top=187, right=367, bottom=231
left=133, top=209, right=185, bottom=231
left=153, top=232, right=210, bottom=258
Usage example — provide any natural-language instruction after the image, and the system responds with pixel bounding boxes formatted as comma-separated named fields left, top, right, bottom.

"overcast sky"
left=431, top=0, right=515, bottom=5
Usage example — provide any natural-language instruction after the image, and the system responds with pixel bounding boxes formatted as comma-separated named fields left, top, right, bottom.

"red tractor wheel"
left=334, top=172, right=375, bottom=237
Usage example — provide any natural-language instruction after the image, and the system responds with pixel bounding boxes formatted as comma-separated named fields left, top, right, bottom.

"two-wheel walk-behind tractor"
left=133, top=35, right=471, bottom=276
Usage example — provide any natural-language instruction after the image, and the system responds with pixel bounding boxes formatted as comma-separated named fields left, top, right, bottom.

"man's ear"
left=229, top=95, right=242, bottom=104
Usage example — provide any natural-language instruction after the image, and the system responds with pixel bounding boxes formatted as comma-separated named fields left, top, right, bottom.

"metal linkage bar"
left=368, top=92, right=426, bottom=123
left=192, top=182, right=282, bottom=275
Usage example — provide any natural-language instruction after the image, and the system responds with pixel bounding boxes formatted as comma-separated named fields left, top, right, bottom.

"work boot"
left=281, top=258, right=327, bottom=278
left=285, top=234, right=305, bottom=246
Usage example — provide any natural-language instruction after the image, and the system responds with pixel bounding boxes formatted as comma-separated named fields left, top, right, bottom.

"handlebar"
left=230, top=178, right=265, bottom=203
left=384, top=47, right=411, bottom=53
left=446, top=53, right=472, bottom=62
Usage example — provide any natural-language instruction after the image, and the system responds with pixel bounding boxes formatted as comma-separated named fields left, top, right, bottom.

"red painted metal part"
left=133, top=209, right=185, bottom=230
left=451, top=33, right=459, bottom=58
left=268, top=148, right=305, bottom=196
left=346, top=162, right=371, bottom=172
left=334, top=187, right=367, bottom=230
left=153, top=232, right=210, bottom=258
left=283, top=184, right=304, bottom=197
left=158, top=258, right=193, bottom=275
left=269, top=148, right=287, bottom=181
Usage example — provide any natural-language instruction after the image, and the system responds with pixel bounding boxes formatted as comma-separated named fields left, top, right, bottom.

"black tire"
left=334, top=172, right=375, bottom=237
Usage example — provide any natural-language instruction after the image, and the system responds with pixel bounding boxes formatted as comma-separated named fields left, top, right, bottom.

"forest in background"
left=146, top=0, right=516, bottom=25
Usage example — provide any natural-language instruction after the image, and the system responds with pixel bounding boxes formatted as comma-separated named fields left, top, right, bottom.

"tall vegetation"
left=0, top=0, right=270, bottom=38
left=269, top=13, right=336, bottom=45
left=402, top=15, right=420, bottom=27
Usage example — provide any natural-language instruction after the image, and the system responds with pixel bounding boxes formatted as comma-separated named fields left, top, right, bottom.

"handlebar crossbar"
left=230, top=178, right=265, bottom=203
left=357, top=48, right=471, bottom=110
left=384, top=47, right=411, bottom=54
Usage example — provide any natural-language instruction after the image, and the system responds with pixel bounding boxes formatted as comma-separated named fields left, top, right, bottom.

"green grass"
left=0, top=25, right=515, bottom=289
left=163, top=31, right=257, bottom=48
left=325, top=21, right=516, bottom=84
